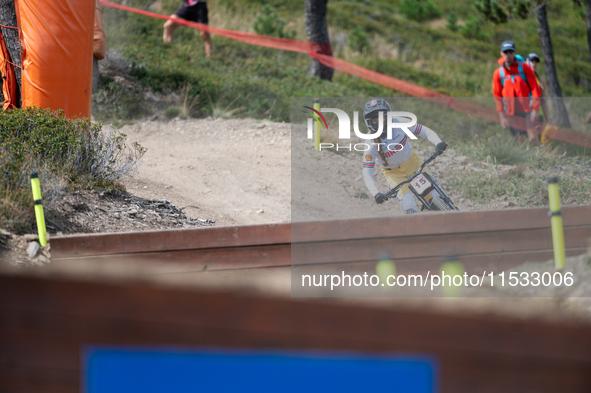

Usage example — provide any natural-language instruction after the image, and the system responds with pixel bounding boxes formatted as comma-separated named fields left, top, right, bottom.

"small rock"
left=27, top=241, right=40, bottom=259
left=38, top=255, right=49, bottom=264
left=257, top=209, right=264, bottom=214
left=24, top=234, right=39, bottom=241
left=114, top=212, right=121, bottom=219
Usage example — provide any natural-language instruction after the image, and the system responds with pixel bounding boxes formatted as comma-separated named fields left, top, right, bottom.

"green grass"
left=96, top=0, right=591, bottom=125
left=95, top=0, right=591, bottom=210
left=450, top=140, right=591, bottom=206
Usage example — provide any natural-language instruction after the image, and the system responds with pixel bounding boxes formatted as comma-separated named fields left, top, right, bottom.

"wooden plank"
left=50, top=223, right=291, bottom=258
left=50, top=225, right=591, bottom=272
left=2, top=274, right=591, bottom=392
left=292, top=205, right=591, bottom=243
left=52, top=244, right=291, bottom=271
left=292, top=226, right=591, bottom=266
left=50, top=206, right=591, bottom=260
left=2, top=274, right=591, bottom=361
left=291, top=247, right=589, bottom=276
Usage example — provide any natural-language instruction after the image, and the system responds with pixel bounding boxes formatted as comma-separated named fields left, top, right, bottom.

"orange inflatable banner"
left=18, top=0, right=95, bottom=118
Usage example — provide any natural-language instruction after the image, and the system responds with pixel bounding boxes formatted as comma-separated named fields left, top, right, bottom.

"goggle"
left=364, top=111, right=386, bottom=133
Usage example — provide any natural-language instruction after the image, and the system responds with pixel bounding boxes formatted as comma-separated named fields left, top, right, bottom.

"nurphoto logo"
left=303, top=107, right=418, bottom=151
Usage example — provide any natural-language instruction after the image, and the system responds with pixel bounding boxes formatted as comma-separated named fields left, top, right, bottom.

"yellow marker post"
left=376, top=253, right=396, bottom=290
left=30, top=172, right=47, bottom=247
left=313, top=98, right=321, bottom=151
left=440, top=259, right=464, bottom=297
left=547, top=177, right=565, bottom=269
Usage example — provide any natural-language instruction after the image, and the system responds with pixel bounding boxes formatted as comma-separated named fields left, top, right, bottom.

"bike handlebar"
left=384, top=150, right=442, bottom=200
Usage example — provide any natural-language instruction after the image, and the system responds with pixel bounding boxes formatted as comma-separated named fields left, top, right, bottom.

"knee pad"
left=398, top=192, right=419, bottom=214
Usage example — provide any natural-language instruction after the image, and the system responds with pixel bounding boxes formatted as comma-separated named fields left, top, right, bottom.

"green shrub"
left=0, top=108, right=145, bottom=233
left=165, top=106, right=182, bottom=119
left=253, top=4, right=296, bottom=39
left=399, top=0, right=442, bottom=22
left=446, top=12, right=459, bottom=32
left=461, top=15, right=488, bottom=41
left=348, top=27, right=370, bottom=52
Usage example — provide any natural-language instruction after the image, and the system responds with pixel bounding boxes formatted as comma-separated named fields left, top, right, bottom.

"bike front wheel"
left=430, top=195, right=452, bottom=211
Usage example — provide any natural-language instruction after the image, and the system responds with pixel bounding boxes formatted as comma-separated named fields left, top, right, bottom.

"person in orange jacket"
left=492, top=41, right=542, bottom=145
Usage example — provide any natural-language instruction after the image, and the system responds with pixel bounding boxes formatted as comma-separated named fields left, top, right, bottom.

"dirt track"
left=120, top=117, right=291, bottom=227
left=119, top=117, right=511, bottom=226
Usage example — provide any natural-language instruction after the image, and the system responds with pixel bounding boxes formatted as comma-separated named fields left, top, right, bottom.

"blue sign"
left=85, top=348, right=437, bottom=393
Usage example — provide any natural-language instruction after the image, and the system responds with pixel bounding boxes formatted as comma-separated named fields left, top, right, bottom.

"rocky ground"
left=0, top=188, right=214, bottom=266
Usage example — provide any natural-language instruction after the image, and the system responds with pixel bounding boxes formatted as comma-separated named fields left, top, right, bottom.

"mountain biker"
left=493, top=41, right=541, bottom=145
left=361, top=98, right=448, bottom=214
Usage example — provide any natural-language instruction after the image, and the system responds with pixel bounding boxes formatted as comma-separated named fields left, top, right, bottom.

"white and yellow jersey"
left=362, top=120, right=442, bottom=196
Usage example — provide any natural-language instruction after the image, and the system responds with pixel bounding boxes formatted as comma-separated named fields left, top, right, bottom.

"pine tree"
left=305, top=0, right=334, bottom=81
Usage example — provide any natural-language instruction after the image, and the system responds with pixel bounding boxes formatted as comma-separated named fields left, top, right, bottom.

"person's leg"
left=200, top=30, right=212, bottom=58
left=509, top=111, right=530, bottom=142
left=381, top=166, right=420, bottom=214
left=525, top=112, right=541, bottom=146
left=398, top=150, right=435, bottom=205
left=197, top=3, right=212, bottom=58
left=163, top=14, right=181, bottom=43
left=397, top=192, right=420, bottom=214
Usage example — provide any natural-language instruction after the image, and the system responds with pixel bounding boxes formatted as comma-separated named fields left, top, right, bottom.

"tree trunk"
left=536, top=4, right=570, bottom=128
left=586, top=0, right=591, bottom=63
left=305, top=0, right=334, bottom=81
left=0, top=0, right=21, bottom=107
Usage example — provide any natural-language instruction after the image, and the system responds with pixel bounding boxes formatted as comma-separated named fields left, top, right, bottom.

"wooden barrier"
left=1, top=273, right=591, bottom=392
left=49, top=206, right=591, bottom=274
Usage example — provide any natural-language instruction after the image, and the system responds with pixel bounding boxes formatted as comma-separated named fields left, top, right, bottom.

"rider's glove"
left=436, top=142, right=448, bottom=153
left=374, top=193, right=388, bottom=204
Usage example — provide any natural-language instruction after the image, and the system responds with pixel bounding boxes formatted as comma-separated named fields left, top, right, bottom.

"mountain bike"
left=384, top=150, right=459, bottom=211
